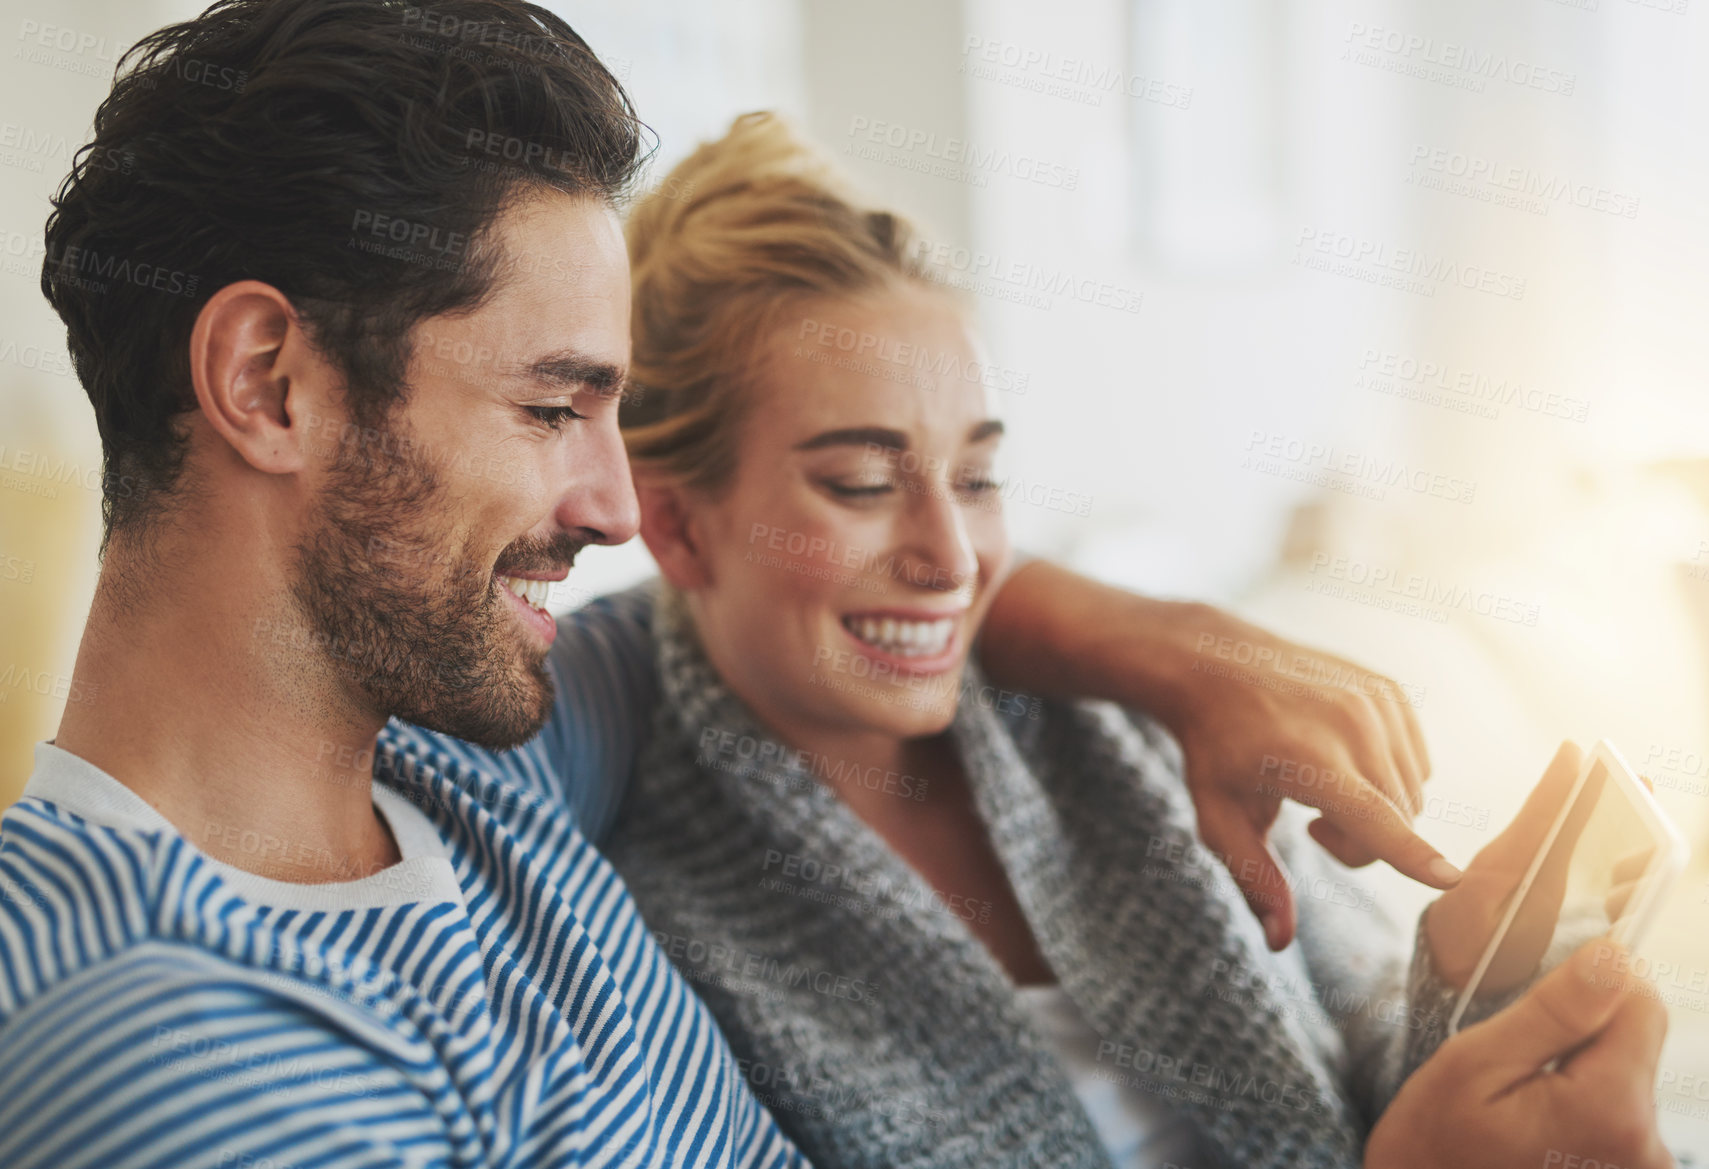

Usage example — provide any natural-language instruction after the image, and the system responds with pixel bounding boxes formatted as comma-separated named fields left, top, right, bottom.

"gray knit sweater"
left=605, top=590, right=1484, bottom=1169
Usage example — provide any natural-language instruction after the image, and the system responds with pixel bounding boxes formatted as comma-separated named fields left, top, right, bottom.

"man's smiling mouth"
left=495, top=573, right=555, bottom=614
left=494, top=569, right=569, bottom=647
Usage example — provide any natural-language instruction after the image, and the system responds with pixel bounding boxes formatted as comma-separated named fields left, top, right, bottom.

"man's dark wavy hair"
left=42, top=0, right=649, bottom=536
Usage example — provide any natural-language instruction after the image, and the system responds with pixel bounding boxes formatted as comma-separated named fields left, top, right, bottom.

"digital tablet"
left=1446, top=739, right=1690, bottom=1034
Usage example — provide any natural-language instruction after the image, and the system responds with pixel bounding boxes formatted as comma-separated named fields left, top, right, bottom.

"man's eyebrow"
left=524, top=352, right=629, bottom=397
left=968, top=419, right=1005, bottom=443
left=794, top=426, right=909, bottom=452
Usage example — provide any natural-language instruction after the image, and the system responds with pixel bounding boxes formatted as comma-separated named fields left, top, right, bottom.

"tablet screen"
left=1470, top=757, right=1660, bottom=999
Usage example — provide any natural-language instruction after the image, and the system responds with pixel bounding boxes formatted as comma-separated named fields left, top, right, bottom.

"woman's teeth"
left=842, top=615, right=955, bottom=657
left=497, top=574, right=553, bottom=613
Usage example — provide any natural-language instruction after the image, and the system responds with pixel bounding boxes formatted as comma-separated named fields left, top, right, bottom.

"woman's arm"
left=979, top=559, right=1461, bottom=949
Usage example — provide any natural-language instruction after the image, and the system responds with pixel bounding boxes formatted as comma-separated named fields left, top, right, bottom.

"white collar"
left=21, top=741, right=464, bottom=911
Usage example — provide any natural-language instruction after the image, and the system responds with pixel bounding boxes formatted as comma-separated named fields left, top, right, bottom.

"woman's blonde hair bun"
left=622, top=111, right=944, bottom=493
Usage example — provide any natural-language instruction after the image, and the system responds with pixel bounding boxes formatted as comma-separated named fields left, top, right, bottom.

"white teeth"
left=842, top=615, right=955, bottom=657
left=497, top=574, right=553, bottom=613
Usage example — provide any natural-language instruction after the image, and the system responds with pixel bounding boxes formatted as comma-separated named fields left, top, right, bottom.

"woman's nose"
left=903, top=484, right=979, bottom=593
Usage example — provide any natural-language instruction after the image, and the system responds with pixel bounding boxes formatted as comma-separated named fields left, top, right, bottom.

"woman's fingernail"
left=1426, top=856, right=1463, bottom=887
left=1262, top=913, right=1287, bottom=951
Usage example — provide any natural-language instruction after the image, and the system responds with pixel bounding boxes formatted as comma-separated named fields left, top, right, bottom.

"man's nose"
left=551, top=421, right=640, bottom=546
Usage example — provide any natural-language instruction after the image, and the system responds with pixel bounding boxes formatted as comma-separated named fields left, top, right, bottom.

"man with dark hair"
left=0, top=1, right=1671, bottom=1167
left=8, top=4, right=811, bottom=1165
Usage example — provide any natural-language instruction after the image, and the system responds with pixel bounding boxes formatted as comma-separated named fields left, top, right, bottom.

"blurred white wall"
left=0, top=0, right=201, bottom=802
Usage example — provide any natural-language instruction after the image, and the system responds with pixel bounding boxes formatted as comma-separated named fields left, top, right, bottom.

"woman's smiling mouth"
left=840, top=611, right=960, bottom=661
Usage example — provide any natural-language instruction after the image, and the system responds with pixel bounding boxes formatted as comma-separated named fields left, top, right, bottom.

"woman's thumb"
left=1455, top=939, right=1631, bottom=1087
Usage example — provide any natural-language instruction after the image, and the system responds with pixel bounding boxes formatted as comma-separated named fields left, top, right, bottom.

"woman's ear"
left=636, top=476, right=713, bottom=590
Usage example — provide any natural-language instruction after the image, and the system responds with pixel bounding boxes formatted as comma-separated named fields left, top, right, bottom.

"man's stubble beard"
left=291, top=416, right=560, bottom=751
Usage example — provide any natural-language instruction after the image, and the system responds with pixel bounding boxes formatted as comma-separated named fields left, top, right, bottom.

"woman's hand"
left=1365, top=939, right=1673, bottom=1169
left=1159, top=605, right=1456, bottom=950
left=979, top=560, right=1459, bottom=950
left=1425, top=741, right=1589, bottom=991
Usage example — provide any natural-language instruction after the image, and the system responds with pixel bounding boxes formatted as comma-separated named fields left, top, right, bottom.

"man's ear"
left=187, top=280, right=323, bottom=476
left=636, top=476, right=713, bottom=590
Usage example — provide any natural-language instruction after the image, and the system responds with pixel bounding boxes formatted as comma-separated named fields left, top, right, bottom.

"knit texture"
left=606, top=589, right=1489, bottom=1169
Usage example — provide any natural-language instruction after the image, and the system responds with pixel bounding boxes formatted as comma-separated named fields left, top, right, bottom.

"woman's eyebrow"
left=794, top=426, right=908, bottom=452
left=794, top=420, right=1005, bottom=452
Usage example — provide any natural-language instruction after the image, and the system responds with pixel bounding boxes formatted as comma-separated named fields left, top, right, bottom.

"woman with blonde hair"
left=602, top=112, right=1673, bottom=1169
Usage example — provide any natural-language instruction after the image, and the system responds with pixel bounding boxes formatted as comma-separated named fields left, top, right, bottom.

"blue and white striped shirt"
left=0, top=587, right=804, bottom=1169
